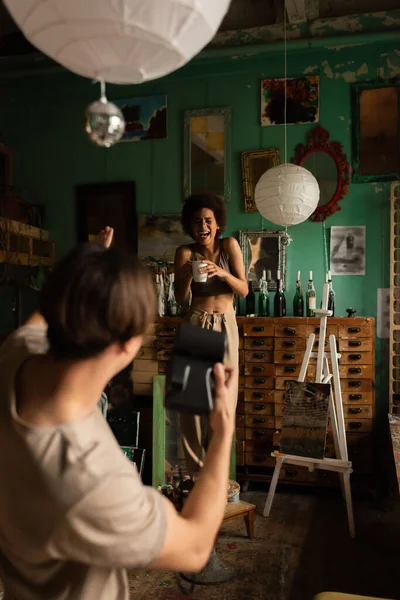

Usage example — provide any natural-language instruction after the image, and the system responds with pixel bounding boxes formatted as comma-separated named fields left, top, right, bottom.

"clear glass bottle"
left=246, top=280, right=255, bottom=315
left=293, top=270, right=304, bottom=317
left=274, top=269, right=286, bottom=317
left=156, top=273, right=165, bottom=317
left=258, top=270, right=270, bottom=317
left=306, top=270, right=316, bottom=317
left=328, top=270, right=335, bottom=317
left=167, top=273, right=178, bottom=316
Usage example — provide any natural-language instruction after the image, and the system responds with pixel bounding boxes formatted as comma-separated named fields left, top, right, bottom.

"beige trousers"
left=180, top=308, right=239, bottom=476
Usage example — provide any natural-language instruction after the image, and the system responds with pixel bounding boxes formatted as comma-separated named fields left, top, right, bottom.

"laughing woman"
left=174, top=193, right=248, bottom=476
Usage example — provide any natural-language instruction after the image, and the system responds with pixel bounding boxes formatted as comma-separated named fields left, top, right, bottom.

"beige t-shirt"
left=0, top=326, right=166, bottom=600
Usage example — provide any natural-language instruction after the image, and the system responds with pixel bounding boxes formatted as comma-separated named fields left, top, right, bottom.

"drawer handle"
left=349, top=394, right=362, bottom=400
left=254, top=454, right=267, bottom=463
left=253, top=430, right=267, bottom=437
left=254, top=378, right=266, bottom=384
left=349, top=408, right=362, bottom=414
left=283, top=353, right=295, bottom=359
left=286, top=470, right=298, bottom=477
left=253, top=353, right=265, bottom=359
left=163, top=327, right=176, bottom=333
left=349, top=367, right=362, bottom=374
left=349, top=422, right=362, bottom=429
left=252, top=326, right=264, bottom=332
left=254, top=403, right=266, bottom=410
left=284, top=366, right=296, bottom=373
left=349, top=340, right=361, bottom=347
left=284, top=327, right=296, bottom=335
left=253, top=340, right=265, bottom=346
left=253, top=417, right=265, bottom=424
left=253, top=366, right=265, bottom=373
left=349, top=354, right=362, bottom=360
left=348, top=327, right=361, bottom=333
left=252, top=392, right=265, bottom=399
left=284, top=340, right=296, bottom=347
left=349, top=381, right=361, bottom=387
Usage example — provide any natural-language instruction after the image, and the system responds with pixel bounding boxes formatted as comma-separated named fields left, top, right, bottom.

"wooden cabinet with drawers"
left=132, top=316, right=375, bottom=487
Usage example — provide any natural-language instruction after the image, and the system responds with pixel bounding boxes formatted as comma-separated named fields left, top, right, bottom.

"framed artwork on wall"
left=242, top=148, right=280, bottom=213
left=351, top=81, right=400, bottom=183
left=76, top=181, right=137, bottom=252
left=115, top=95, right=167, bottom=142
left=239, top=229, right=288, bottom=291
left=137, top=214, right=191, bottom=273
left=183, top=107, right=231, bottom=202
left=261, top=76, right=319, bottom=126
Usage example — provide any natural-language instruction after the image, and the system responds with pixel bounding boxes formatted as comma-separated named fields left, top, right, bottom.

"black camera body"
left=165, top=323, right=226, bottom=415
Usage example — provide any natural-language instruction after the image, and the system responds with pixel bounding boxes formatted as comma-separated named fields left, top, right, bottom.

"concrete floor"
left=127, top=488, right=399, bottom=600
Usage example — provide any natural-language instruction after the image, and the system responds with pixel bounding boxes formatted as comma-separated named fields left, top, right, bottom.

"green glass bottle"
left=293, top=270, right=304, bottom=317
left=246, top=280, right=256, bottom=315
left=258, top=270, right=270, bottom=316
left=306, top=270, right=316, bottom=317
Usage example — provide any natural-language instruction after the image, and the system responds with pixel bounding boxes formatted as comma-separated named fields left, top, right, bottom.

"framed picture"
left=76, top=181, right=137, bottom=252
left=183, top=107, right=231, bottom=202
left=115, top=94, right=167, bottom=142
left=261, top=76, right=319, bottom=126
left=239, top=229, right=288, bottom=291
left=330, top=225, right=366, bottom=276
left=242, top=148, right=280, bottom=213
left=351, top=81, right=399, bottom=182
left=137, top=214, right=191, bottom=273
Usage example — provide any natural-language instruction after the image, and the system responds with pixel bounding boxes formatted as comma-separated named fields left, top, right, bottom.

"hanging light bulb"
left=254, top=0, right=319, bottom=227
left=85, top=82, right=125, bottom=148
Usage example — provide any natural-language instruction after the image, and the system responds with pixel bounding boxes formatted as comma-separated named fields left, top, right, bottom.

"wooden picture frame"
left=242, top=148, right=280, bottom=213
left=239, top=229, right=288, bottom=291
left=183, top=107, right=231, bottom=202
left=76, top=181, right=137, bottom=252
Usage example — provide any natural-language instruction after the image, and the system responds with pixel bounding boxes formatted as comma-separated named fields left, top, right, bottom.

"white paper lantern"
left=3, top=0, right=231, bottom=84
left=254, top=164, right=320, bottom=227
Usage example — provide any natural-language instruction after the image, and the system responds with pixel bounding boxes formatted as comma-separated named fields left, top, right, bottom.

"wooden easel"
left=263, top=281, right=355, bottom=538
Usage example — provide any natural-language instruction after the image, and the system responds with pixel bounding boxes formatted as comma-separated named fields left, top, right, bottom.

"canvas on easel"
left=280, top=381, right=330, bottom=459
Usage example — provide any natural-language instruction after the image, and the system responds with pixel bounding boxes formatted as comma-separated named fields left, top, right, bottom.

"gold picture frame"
left=242, top=148, right=280, bottom=213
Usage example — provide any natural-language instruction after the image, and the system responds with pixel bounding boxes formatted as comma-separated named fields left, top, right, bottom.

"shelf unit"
left=0, top=217, right=54, bottom=267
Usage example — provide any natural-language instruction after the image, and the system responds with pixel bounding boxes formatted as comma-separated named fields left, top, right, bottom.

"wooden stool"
left=220, top=500, right=256, bottom=539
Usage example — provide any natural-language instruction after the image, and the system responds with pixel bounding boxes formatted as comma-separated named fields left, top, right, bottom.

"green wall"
left=0, top=38, right=398, bottom=414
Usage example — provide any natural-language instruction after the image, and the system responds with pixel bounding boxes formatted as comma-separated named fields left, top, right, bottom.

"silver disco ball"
left=84, top=98, right=125, bottom=148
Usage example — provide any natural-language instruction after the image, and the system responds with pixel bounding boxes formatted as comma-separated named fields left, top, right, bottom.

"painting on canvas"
left=261, top=76, right=319, bottom=126
left=116, top=95, right=167, bottom=142
left=330, top=225, right=366, bottom=276
left=138, top=214, right=191, bottom=273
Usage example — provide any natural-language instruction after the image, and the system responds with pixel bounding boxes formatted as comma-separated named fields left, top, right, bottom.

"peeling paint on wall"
left=328, top=44, right=366, bottom=52
left=339, top=116, right=345, bottom=121
left=310, top=15, right=363, bottom=37
left=377, top=50, right=400, bottom=77
left=322, top=60, right=334, bottom=79
left=303, top=65, right=318, bottom=74
left=383, top=14, right=400, bottom=27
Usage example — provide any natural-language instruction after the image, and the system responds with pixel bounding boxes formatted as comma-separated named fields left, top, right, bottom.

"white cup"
left=192, top=260, right=208, bottom=283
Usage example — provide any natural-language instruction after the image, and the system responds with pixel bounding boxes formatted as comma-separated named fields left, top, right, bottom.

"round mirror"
left=301, top=150, right=338, bottom=207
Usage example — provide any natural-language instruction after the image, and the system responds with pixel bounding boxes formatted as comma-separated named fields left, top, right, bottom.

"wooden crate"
left=0, top=218, right=54, bottom=266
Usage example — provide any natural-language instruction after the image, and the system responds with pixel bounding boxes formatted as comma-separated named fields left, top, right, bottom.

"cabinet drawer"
left=339, top=364, right=373, bottom=379
left=274, top=351, right=306, bottom=364
left=275, top=324, right=307, bottom=337
left=142, top=335, right=157, bottom=347
left=237, top=400, right=246, bottom=414
left=274, top=390, right=286, bottom=403
left=156, top=323, right=180, bottom=337
left=345, top=419, right=373, bottom=433
left=244, top=376, right=274, bottom=389
left=244, top=402, right=274, bottom=416
left=245, top=440, right=274, bottom=454
left=133, top=359, right=159, bottom=373
left=342, top=392, right=373, bottom=405
left=244, top=363, right=275, bottom=376
left=343, top=405, right=373, bottom=418
left=275, top=364, right=316, bottom=377
left=243, top=323, right=274, bottom=337
left=306, top=324, right=339, bottom=338
left=309, top=470, right=339, bottom=486
left=158, top=361, right=167, bottom=374
left=274, top=403, right=284, bottom=417
left=339, top=321, right=374, bottom=338
left=244, top=350, right=273, bottom=363
left=236, top=414, right=245, bottom=427
left=340, top=351, right=373, bottom=365
left=279, top=466, right=310, bottom=483
left=244, top=337, right=274, bottom=350
left=157, top=349, right=173, bottom=361
left=236, top=440, right=245, bottom=466
left=158, top=337, right=175, bottom=349
left=275, top=376, right=298, bottom=390
left=244, top=389, right=275, bottom=402
left=236, top=426, right=245, bottom=440
left=339, top=338, right=373, bottom=352
left=245, top=453, right=275, bottom=467
left=244, top=427, right=275, bottom=441
left=341, top=379, right=373, bottom=392
left=245, top=415, right=275, bottom=429
left=275, top=337, right=306, bottom=351
left=137, top=347, right=157, bottom=360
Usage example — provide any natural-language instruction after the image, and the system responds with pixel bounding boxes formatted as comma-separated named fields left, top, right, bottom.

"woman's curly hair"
left=181, top=193, right=227, bottom=240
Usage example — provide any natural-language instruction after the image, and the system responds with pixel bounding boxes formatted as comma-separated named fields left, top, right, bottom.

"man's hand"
left=209, top=363, right=237, bottom=439
left=98, top=226, right=114, bottom=249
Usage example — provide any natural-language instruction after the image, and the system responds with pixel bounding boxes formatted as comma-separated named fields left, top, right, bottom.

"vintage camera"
left=165, top=323, right=227, bottom=415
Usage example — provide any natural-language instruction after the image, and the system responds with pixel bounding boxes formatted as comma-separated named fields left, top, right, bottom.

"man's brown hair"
left=39, top=243, right=155, bottom=359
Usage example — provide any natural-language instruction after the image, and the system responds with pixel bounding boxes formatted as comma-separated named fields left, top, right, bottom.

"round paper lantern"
left=3, top=0, right=231, bottom=84
left=254, top=164, right=320, bottom=227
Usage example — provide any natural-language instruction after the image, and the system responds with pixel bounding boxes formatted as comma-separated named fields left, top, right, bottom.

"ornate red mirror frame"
left=292, top=126, right=350, bottom=222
